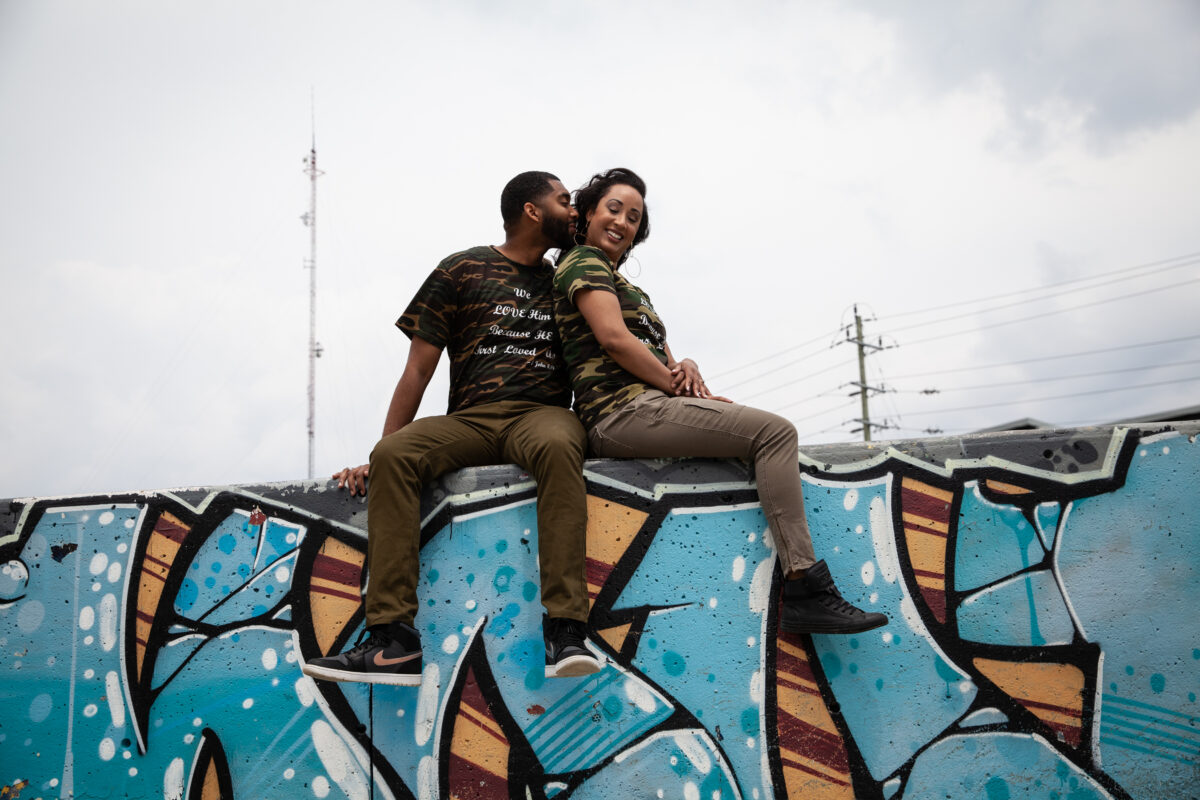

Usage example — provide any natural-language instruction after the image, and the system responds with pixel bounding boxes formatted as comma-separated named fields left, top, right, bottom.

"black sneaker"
left=302, top=620, right=423, bottom=686
left=543, top=615, right=601, bottom=678
left=781, top=560, right=888, bottom=635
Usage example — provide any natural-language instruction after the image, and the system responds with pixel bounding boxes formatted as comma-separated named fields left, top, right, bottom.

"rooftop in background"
left=975, top=404, right=1200, bottom=433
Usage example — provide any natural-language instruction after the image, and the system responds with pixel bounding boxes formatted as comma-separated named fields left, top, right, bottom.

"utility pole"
left=847, top=304, right=887, bottom=441
left=302, top=104, right=324, bottom=480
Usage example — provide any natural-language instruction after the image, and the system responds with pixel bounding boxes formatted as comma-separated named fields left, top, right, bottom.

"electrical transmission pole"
left=302, top=113, right=324, bottom=479
left=847, top=304, right=887, bottom=441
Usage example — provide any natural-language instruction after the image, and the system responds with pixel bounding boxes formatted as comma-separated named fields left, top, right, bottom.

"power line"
left=896, top=358, right=1200, bottom=393
left=876, top=250, right=1200, bottom=322
left=899, top=276, right=1200, bottom=348
left=734, top=358, right=855, bottom=402
left=886, top=333, right=1200, bottom=380
left=708, top=326, right=843, bottom=382
left=898, top=374, right=1200, bottom=418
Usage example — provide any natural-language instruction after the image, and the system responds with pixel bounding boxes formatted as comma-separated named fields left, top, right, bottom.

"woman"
left=553, top=168, right=886, bottom=635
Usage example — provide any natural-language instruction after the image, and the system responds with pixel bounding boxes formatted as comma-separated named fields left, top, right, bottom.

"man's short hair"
left=501, top=171, right=560, bottom=229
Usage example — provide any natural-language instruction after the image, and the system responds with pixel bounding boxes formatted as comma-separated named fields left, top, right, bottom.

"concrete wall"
left=2, top=423, right=1198, bottom=800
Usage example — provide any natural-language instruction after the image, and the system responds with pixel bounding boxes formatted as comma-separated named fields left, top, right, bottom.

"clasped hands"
left=669, top=358, right=732, bottom=403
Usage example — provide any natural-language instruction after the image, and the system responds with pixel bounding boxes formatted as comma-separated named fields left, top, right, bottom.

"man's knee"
left=521, top=410, right=586, bottom=465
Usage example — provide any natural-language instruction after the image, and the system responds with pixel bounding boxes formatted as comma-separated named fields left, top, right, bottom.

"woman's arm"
left=575, top=288, right=677, bottom=393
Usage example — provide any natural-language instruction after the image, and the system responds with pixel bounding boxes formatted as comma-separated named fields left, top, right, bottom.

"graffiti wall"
left=2, top=424, right=1198, bottom=800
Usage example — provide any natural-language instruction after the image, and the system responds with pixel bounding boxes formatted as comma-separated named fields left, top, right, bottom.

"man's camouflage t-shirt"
left=398, top=246, right=571, bottom=413
left=552, top=245, right=668, bottom=429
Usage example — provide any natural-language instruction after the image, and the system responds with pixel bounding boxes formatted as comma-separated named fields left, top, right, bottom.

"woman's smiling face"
left=585, top=183, right=644, bottom=264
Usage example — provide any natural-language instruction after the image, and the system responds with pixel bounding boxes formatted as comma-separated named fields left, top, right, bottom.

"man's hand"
left=332, top=464, right=370, bottom=497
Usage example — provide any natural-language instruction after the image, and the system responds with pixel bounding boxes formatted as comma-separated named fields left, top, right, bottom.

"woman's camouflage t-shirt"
left=398, top=246, right=571, bottom=413
left=552, top=245, right=668, bottom=429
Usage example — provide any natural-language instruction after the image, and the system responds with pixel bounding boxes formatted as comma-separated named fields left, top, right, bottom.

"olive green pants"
left=365, top=400, right=589, bottom=627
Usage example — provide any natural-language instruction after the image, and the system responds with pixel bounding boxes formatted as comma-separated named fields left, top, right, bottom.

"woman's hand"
left=669, top=358, right=712, bottom=398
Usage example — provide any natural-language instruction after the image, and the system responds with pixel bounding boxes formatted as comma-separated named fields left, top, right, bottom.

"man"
left=302, top=171, right=600, bottom=686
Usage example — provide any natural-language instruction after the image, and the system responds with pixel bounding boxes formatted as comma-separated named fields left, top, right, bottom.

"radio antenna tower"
left=302, top=97, right=324, bottom=479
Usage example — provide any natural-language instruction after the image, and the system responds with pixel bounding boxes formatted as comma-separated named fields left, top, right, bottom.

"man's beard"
left=542, top=215, right=575, bottom=251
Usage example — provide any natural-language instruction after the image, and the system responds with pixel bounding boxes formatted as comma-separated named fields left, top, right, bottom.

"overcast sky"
left=3, top=0, right=1198, bottom=499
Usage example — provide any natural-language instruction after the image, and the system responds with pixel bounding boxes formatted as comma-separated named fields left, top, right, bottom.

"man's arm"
left=334, top=335, right=443, bottom=495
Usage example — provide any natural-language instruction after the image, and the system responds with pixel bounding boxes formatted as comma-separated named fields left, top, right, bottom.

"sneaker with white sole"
left=781, top=560, right=888, bottom=635
left=543, top=615, right=601, bottom=678
left=302, top=620, right=423, bottom=686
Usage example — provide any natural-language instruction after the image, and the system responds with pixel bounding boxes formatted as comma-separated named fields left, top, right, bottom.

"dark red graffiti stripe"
left=1042, top=719, right=1082, bottom=747
left=585, top=557, right=613, bottom=587
left=901, top=487, right=951, bottom=522
left=777, top=672, right=821, bottom=696
left=904, top=520, right=948, bottom=539
left=1020, top=698, right=1083, bottom=719
left=921, top=587, right=947, bottom=623
left=779, top=752, right=853, bottom=787
left=447, top=753, right=507, bottom=797
left=311, top=553, right=361, bottom=585
left=310, top=585, right=361, bottom=603
left=911, top=568, right=945, bottom=580
left=141, top=552, right=173, bottom=574
left=776, top=711, right=850, bottom=772
left=153, top=517, right=190, bottom=543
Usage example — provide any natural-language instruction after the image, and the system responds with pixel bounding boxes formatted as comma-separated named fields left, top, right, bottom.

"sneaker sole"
left=780, top=617, right=889, bottom=635
left=302, top=663, right=422, bottom=686
left=545, top=653, right=602, bottom=678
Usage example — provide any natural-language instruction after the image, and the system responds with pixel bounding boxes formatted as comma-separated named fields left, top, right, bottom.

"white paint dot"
left=99, top=512, right=115, bottom=525
left=684, top=782, right=700, bottom=800
left=83, top=669, right=95, bottom=679
left=465, top=600, right=477, bottom=611
left=746, top=636, right=756, bottom=648
left=1139, top=449, right=1147, bottom=457
left=882, top=631, right=894, bottom=644
left=285, top=650, right=298, bottom=663
left=123, top=750, right=132, bottom=760
left=708, top=597, right=718, bottom=609
left=275, top=565, right=290, bottom=583
left=84, top=704, right=98, bottom=718
left=286, top=532, right=298, bottom=544
left=79, top=606, right=95, bottom=631
left=1163, top=446, right=1171, bottom=455
left=312, top=775, right=330, bottom=797
left=262, top=648, right=278, bottom=671
left=855, top=524, right=864, bottom=534
left=442, top=635, right=460, bottom=655
left=99, top=737, right=116, bottom=761
left=122, top=521, right=134, bottom=531
left=242, top=698, right=254, bottom=709
left=732, top=556, right=746, bottom=582
left=284, top=768, right=295, bottom=780
left=89, top=552, right=109, bottom=576
left=84, top=635, right=94, bottom=646
left=959, top=680, right=974, bottom=694
left=107, top=561, right=122, bottom=584
left=184, top=734, right=195, bottom=744
left=861, top=561, right=876, bottom=586
left=746, top=737, right=756, bottom=749
left=272, top=678, right=279, bottom=687
left=670, top=756, right=678, bottom=766
left=843, top=489, right=859, bottom=511
left=193, top=717, right=203, bottom=727
left=870, top=592, right=879, bottom=604
left=747, top=532, right=757, bottom=543
left=128, top=767, right=138, bottom=777
left=92, top=582, right=102, bottom=592
left=657, top=791, right=664, bottom=799
left=396, top=708, right=405, bottom=718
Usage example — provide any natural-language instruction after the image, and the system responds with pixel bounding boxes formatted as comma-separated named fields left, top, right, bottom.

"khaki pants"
left=366, top=400, right=589, bottom=627
left=589, top=390, right=817, bottom=574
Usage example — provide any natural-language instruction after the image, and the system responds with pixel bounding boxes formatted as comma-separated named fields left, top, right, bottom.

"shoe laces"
left=554, top=618, right=588, bottom=649
left=345, top=628, right=390, bottom=656
left=816, top=585, right=861, bottom=616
